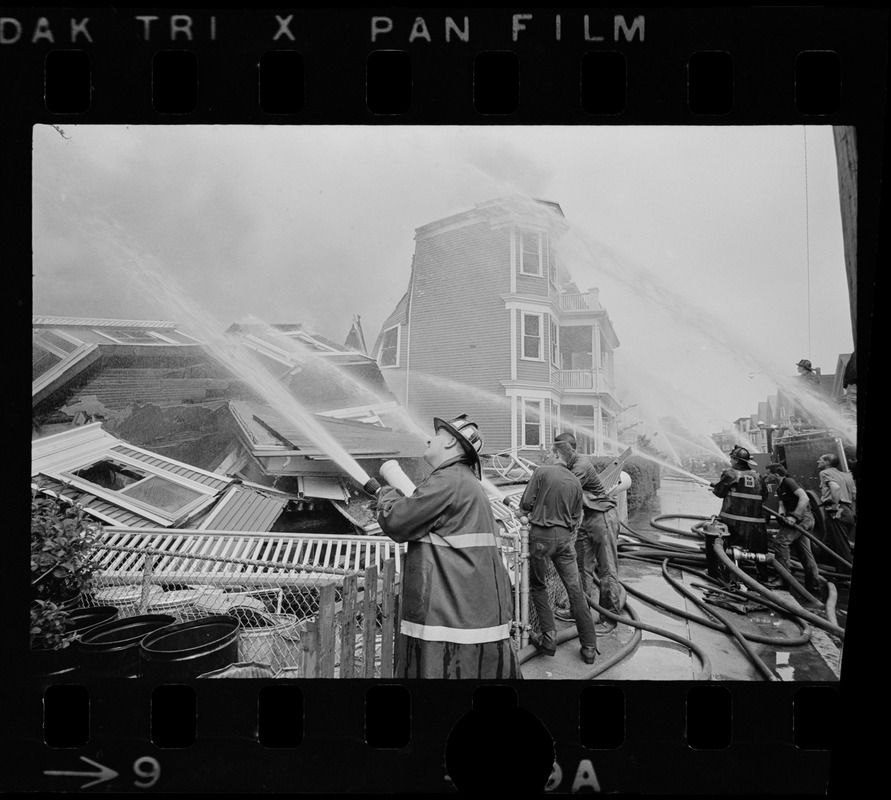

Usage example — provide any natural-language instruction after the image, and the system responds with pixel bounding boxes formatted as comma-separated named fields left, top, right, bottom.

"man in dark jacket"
left=554, top=432, right=626, bottom=632
left=764, top=463, right=824, bottom=594
left=519, top=440, right=599, bottom=665
left=373, top=414, right=520, bottom=679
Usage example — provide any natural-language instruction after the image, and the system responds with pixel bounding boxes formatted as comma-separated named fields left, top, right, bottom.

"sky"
left=32, top=124, right=855, bottom=443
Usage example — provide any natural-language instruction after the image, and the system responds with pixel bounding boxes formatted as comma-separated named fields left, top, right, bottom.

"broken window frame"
left=92, top=328, right=182, bottom=345
left=378, top=324, right=401, bottom=368
left=53, top=453, right=218, bottom=526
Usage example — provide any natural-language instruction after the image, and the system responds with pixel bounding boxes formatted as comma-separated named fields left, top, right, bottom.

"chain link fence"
left=81, top=541, right=397, bottom=677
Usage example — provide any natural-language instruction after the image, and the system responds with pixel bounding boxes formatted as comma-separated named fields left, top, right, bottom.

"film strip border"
left=4, top=6, right=884, bottom=795
left=0, top=8, right=886, bottom=121
left=9, top=681, right=840, bottom=793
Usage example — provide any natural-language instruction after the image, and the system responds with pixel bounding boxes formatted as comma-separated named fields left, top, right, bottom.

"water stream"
left=46, top=212, right=377, bottom=488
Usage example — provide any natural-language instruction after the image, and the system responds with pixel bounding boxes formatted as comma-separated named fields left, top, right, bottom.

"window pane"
left=106, top=329, right=161, bottom=343
left=525, top=402, right=541, bottom=446
left=379, top=327, right=398, bottom=366
left=523, top=337, right=539, bottom=359
left=32, top=345, right=62, bottom=380
left=120, top=476, right=202, bottom=513
left=524, top=315, right=539, bottom=335
left=521, top=231, right=539, bottom=274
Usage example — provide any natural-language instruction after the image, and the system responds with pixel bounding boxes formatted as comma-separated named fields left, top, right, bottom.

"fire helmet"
left=730, top=446, right=757, bottom=467
left=433, top=414, right=483, bottom=478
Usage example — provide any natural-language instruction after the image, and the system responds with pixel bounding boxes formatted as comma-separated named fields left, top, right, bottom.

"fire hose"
left=657, top=511, right=850, bottom=599
left=658, top=559, right=780, bottom=681
left=627, top=517, right=845, bottom=644
left=518, top=595, right=713, bottom=681
left=709, top=542, right=845, bottom=640
left=824, top=581, right=839, bottom=629
left=769, top=559, right=822, bottom=607
left=762, top=507, right=853, bottom=570
left=615, top=546, right=811, bottom=646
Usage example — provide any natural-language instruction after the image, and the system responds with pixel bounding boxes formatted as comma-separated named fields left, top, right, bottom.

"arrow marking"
left=44, top=755, right=119, bottom=789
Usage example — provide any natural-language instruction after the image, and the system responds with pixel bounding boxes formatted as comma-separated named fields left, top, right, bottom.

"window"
left=519, top=230, right=549, bottom=276
left=522, top=399, right=543, bottom=447
left=378, top=325, right=400, bottom=367
left=522, top=313, right=543, bottom=360
left=72, top=459, right=204, bottom=518
left=33, top=330, right=80, bottom=381
left=32, top=343, right=63, bottom=381
left=550, top=319, right=559, bottom=366
left=94, top=329, right=175, bottom=344
left=553, top=402, right=561, bottom=437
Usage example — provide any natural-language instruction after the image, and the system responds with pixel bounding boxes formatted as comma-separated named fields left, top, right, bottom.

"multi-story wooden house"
left=371, top=198, right=622, bottom=457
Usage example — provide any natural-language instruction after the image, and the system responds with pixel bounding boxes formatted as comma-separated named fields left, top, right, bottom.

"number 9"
left=133, top=757, right=161, bottom=789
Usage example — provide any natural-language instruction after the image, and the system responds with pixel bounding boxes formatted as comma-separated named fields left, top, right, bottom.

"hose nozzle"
left=363, top=478, right=382, bottom=496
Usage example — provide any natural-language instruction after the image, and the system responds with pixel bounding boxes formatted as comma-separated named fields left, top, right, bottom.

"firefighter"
left=553, top=432, right=626, bottom=633
left=518, top=440, right=600, bottom=665
left=710, top=446, right=770, bottom=586
left=372, top=414, right=520, bottom=679
left=796, top=358, right=820, bottom=386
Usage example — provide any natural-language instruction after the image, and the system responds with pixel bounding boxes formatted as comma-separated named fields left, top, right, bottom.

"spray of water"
left=233, top=317, right=432, bottom=438
left=489, top=196, right=856, bottom=447
left=43, top=211, right=376, bottom=487
left=409, top=370, right=713, bottom=484
left=662, top=430, right=731, bottom=462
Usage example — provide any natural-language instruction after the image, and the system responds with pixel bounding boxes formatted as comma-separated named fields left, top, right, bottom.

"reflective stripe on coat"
left=376, top=459, right=514, bottom=644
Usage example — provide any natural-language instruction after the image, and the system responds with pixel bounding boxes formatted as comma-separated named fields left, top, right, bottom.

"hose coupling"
left=729, top=547, right=774, bottom=564
left=363, top=477, right=382, bottom=496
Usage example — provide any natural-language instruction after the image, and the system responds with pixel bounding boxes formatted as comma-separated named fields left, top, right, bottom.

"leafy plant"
left=30, top=491, right=101, bottom=649
left=30, top=599, right=76, bottom=651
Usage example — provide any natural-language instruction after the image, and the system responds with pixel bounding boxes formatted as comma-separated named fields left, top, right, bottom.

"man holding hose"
left=553, top=432, right=626, bottom=632
left=368, top=413, right=520, bottom=679
left=764, top=463, right=825, bottom=595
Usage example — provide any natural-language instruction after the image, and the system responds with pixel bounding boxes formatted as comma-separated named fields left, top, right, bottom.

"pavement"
left=520, top=475, right=844, bottom=681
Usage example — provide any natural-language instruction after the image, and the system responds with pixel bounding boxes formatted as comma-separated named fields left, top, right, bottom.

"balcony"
left=558, top=294, right=591, bottom=312
left=557, top=288, right=604, bottom=314
left=553, top=368, right=615, bottom=395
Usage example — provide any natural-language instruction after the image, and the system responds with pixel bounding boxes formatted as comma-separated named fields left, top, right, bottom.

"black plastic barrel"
left=66, top=606, right=120, bottom=637
left=139, top=616, right=241, bottom=681
left=77, top=614, right=176, bottom=678
left=31, top=645, right=80, bottom=680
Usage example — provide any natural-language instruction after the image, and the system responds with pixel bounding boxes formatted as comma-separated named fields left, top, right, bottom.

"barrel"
left=66, top=606, right=119, bottom=637
left=139, top=616, right=241, bottom=681
left=77, top=614, right=176, bottom=678
left=31, top=644, right=80, bottom=680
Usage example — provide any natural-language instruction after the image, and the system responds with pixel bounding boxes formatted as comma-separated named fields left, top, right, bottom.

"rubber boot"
left=530, top=630, right=557, bottom=657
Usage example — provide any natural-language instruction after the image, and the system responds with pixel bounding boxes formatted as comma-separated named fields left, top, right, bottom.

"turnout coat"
left=712, top=467, right=768, bottom=547
left=376, top=457, right=519, bottom=678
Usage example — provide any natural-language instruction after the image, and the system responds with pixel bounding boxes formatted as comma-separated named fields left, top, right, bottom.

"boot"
left=530, top=630, right=557, bottom=657
left=580, top=643, right=599, bottom=664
